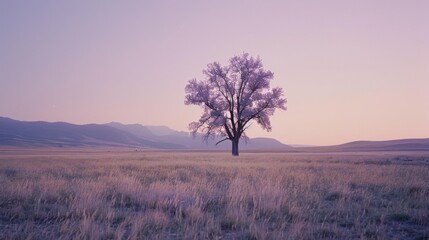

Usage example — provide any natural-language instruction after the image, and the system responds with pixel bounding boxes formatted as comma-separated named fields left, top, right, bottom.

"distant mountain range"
left=0, top=117, right=428, bottom=151
left=0, top=117, right=289, bottom=150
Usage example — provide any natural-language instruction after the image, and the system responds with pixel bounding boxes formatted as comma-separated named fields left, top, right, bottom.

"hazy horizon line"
left=2, top=115, right=428, bottom=147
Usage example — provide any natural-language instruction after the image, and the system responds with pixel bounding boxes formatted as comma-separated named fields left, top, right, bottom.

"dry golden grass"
left=0, top=149, right=429, bottom=239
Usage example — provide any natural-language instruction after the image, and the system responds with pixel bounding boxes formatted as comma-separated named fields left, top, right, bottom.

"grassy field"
left=0, top=149, right=428, bottom=239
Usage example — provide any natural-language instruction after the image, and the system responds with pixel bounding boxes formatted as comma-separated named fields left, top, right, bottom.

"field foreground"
left=0, top=149, right=429, bottom=239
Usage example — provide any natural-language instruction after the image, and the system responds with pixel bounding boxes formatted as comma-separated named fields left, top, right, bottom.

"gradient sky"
left=1, top=1, right=428, bottom=146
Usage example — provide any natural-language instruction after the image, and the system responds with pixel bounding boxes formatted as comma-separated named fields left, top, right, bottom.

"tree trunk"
left=232, top=139, right=239, bottom=156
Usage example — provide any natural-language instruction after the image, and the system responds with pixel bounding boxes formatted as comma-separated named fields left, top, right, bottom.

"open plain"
left=0, top=149, right=429, bottom=239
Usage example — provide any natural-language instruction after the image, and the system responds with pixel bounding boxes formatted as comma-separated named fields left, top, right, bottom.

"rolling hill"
left=298, top=138, right=429, bottom=152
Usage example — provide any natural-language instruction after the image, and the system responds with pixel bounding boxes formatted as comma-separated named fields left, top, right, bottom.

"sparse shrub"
left=325, top=191, right=342, bottom=201
left=408, top=186, right=423, bottom=196
left=2, top=168, right=17, bottom=178
left=388, top=213, right=411, bottom=222
left=220, top=217, right=236, bottom=231
left=203, top=198, right=227, bottom=213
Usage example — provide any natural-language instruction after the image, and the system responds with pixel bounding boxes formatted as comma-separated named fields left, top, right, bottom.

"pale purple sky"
left=1, top=1, right=428, bottom=145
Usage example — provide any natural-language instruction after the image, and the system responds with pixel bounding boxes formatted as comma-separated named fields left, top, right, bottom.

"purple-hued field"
left=1, top=149, right=428, bottom=239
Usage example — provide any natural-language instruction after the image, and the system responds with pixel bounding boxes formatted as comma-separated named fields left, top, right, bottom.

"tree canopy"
left=185, top=53, right=286, bottom=156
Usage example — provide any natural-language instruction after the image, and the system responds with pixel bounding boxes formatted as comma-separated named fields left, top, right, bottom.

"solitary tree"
left=184, top=53, right=286, bottom=156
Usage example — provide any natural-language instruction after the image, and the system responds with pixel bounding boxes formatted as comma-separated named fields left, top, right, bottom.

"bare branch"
left=215, top=138, right=230, bottom=145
